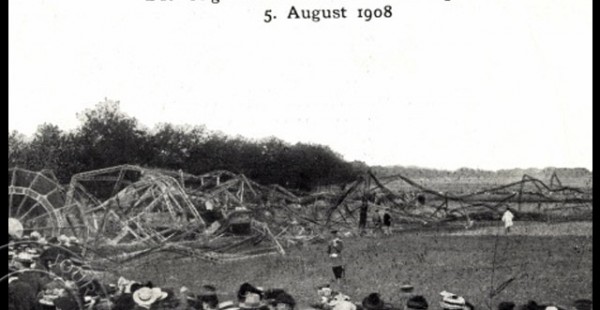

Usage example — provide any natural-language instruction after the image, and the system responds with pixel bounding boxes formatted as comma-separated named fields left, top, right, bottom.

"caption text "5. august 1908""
left=264, top=6, right=393, bottom=23
left=144, top=1, right=401, bottom=23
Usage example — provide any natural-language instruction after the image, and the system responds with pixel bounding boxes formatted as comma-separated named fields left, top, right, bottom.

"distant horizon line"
left=366, top=164, right=592, bottom=173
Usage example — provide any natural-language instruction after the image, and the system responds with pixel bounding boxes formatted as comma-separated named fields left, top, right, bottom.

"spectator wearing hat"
left=362, top=293, right=390, bottom=310
left=405, top=295, right=428, bottom=310
left=329, top=293, right=355, bottom=310
left=264, top=288, right=288, bottom=310
left=239, top=292, right=269, bottom=310
left=498, top=302, right=516, bottom=310
left=199, top=285, right=220, bottom=310
left=273, top=292, right=296, bottom=310
left=439, top=291, right=470, bottom=310
left=114, top=282, right=147, bottom=310
left=238, top=283, right=264, bottom=304
left=313, top=284, right=335, bottom=310
left=518, top=300, right=554, bottom=310
left=132, top=287, right=168, bottom=310
left=327, top=230, right=345, bottom=285
left=571, top=299, right=592, bottom=310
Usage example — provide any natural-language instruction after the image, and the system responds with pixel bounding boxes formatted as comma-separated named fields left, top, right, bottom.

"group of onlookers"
left=8, top=229, right=592, bottom=310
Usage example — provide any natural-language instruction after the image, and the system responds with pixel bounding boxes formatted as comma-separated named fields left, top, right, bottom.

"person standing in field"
left=359, top=198, right=368, bottom=236
left=501, top=207, right=514, bottom=234
left=327, top=230, right=345, bottom=285
left=382, top=210, right=392, bottom=236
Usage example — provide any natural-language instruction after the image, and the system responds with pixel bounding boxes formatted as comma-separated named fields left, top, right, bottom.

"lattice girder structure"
left=319, top=170, right=593, bottom=231
left=8, top=168, right=75, bottom=237
left=65, top=165, right=206, bottom=246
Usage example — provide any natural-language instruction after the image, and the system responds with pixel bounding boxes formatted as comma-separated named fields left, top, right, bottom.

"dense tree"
left=9, top=130, right=28, bottom=168
left=72, top=99, right=148, bottom=170
left=8, top=99, right=362, bottom=190
left=27, top=124, right=65, bottom=172
left=147, top=123, right=207, bottom=170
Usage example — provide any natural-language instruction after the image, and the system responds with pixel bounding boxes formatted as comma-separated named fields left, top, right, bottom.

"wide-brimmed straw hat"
left=219, top=301, right=241, bottom=310
left=239, top=292, right=266, bottom=309
left=333, top=300, right=357, bottom=310
left=132, top=287, right=168, bottom=309
left=439, top=291, right=468, bottom=310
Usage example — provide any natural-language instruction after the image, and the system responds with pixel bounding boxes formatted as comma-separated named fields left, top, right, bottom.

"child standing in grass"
left=502, top=207, right=514, bottom=234
left=327, top=230, right=345, bottom=285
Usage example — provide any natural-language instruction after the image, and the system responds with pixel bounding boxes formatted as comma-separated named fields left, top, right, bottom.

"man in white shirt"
left=501, top=207, right=514, bottom=234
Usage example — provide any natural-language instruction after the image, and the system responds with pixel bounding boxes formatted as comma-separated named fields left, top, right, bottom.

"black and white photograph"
left=8, top=0, right=592, bottom=309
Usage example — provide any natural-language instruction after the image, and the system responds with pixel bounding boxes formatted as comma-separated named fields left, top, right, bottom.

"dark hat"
left=572, top=300, right=592, bottom=310
left=199, top=285, right=218, bottom=296
left=274, top=292, right=296, bottom=308
left=362, top=293, right=386, bottom=310
left=200, top=286, right=220, bottom=308
left=499, top=302, right=516, bottom=310
left=129, top=283, right=144, bottom=294
left=519, top=301, right=545, bottom=310
left=53, top=296, right=80, bottom=310
left=406, top=295, right=428, bottom=310
left=264, top=289, right=287, bottom=302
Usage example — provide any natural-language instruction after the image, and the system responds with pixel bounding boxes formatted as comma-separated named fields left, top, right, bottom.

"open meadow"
left=113, top=221, right=593, bottom=309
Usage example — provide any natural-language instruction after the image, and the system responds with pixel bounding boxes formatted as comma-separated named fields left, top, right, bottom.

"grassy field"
left=111, top=221, right=592, bottom=309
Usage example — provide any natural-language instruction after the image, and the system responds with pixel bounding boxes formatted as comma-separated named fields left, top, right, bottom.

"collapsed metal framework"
left=8, top=165, right=592, bottom=264
left=323, top=170, right=593, bottom=229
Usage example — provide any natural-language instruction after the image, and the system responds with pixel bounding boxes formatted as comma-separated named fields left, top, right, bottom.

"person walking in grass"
left=382, top=210, right=392, bottom=236
left=501, top=207, right=514, bottom=234
left=327, top=230, right=345, bottom=285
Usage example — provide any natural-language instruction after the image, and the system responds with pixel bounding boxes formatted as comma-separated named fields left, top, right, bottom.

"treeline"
left=9, top=99, right=366, bottom=190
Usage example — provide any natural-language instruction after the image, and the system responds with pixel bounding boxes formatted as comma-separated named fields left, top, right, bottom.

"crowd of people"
left=8, top=223, right=591, bottom=310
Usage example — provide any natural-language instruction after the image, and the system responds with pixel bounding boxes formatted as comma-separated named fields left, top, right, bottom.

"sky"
left=8, top=0, right=593, bottom=171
